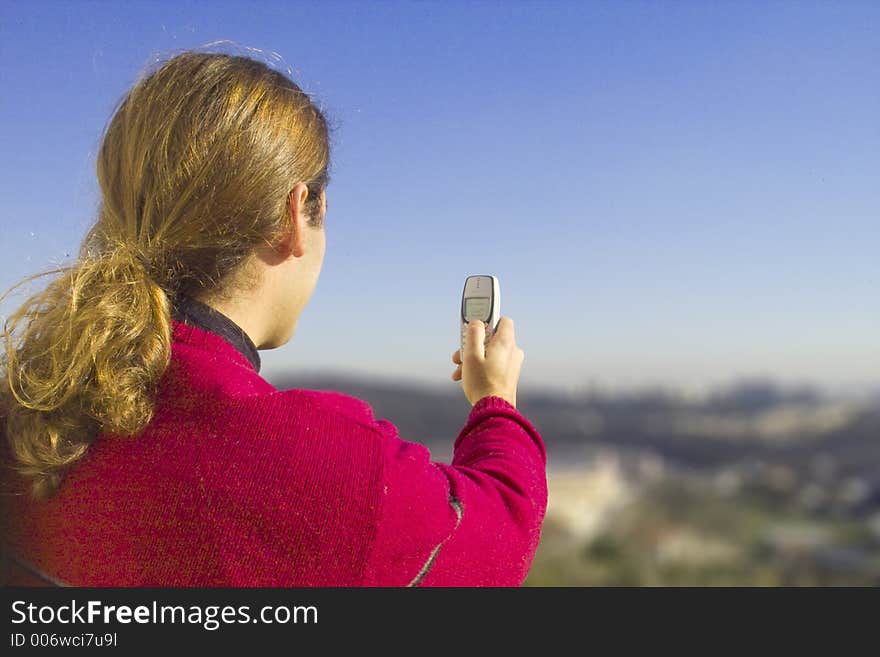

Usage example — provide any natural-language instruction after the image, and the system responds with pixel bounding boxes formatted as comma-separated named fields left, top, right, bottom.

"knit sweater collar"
left=169, top=293, right=261, bottom=373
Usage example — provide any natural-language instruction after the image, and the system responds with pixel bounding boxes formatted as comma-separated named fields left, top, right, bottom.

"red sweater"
left=1, top=318, right=548, bottom=586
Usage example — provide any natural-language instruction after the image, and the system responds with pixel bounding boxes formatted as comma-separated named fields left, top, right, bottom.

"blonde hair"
left=0, top=46, right=334, bottom=499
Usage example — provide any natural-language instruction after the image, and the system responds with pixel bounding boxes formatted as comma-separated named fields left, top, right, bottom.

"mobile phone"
left=460, top=275, right=501, bottom=356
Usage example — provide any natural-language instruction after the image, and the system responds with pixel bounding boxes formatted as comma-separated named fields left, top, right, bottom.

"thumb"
left=465, top=320, right=486, bottom=360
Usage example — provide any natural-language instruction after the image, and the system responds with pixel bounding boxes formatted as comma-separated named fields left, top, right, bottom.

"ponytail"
left=0, top=244, right=172, bottom=499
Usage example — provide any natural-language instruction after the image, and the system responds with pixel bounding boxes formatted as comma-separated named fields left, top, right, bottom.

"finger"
left=465, top=320, right=486, bottom=361
left=492, top=316, right=515, bottom=349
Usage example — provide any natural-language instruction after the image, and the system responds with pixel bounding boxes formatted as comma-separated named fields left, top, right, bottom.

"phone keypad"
left=460, top=322, right=493, bottom=356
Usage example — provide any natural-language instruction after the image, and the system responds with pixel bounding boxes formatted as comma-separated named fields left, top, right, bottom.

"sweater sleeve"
left=360, top=395, right=548, bottom=587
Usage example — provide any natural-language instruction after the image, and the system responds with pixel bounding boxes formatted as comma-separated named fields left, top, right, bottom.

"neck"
left=195, top=294, right=266, bottom=348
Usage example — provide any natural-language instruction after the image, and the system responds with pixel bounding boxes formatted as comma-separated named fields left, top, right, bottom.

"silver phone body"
left=460, top=275, right=501, bottom=356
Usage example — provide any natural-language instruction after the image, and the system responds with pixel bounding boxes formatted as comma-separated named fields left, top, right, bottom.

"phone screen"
left=464, top=297, right=491, bottom=321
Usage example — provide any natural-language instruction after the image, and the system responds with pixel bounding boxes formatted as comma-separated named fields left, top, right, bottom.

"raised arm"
left=361, top=395, right=548, bottom=587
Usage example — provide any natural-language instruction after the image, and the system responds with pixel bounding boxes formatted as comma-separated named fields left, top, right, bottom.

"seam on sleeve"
left=406, top=492, right=463, bottom=587
left=5, top=551, right=68, bottom=586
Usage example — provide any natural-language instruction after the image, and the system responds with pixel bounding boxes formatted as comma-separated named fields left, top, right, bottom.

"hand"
left=451, top=317, right=524, bottom=408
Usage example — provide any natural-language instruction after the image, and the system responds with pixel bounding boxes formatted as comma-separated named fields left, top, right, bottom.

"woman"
left=0, top=50, right=547, bottom=586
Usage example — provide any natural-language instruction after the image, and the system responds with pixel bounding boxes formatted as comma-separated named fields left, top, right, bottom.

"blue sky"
left=1, top=0, right=877, bottom=395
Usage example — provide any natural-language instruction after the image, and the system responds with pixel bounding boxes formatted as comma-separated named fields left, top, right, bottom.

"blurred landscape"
left=271, top=372, right=880, bottom=586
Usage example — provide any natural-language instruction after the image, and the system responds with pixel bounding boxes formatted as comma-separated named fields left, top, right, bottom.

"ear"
left=284, top=182, right=310, bottom=258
